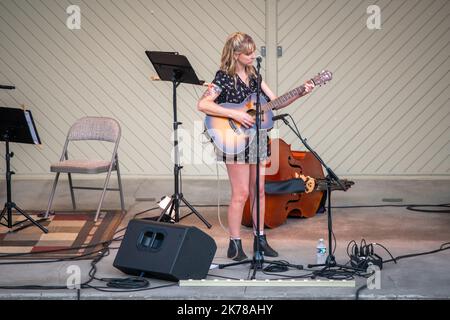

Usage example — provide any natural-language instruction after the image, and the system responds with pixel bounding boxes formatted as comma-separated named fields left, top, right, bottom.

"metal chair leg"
left=68, top=173, right=76, bottom=210
left=116, top=159, right=125, bottom=212
left=94, top=170, right=113, bottom=222
left=45, top=172, right=60, bottom=219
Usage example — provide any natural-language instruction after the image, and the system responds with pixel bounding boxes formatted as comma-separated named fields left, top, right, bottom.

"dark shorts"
left=215, top=130, right=271, bottom=164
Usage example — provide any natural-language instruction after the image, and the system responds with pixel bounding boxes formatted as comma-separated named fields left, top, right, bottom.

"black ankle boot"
left=227, top=239, right=248, bottom=261
left=253, top=234, right=278, bottom=257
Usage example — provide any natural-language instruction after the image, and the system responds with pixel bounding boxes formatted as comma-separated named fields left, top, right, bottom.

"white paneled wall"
left=0, top=0, right=448, bottom=177
left=277, top=0, right=449, bottom=176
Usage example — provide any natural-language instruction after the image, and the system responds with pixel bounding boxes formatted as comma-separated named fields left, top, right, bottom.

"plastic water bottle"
left=316, top=239, right=327, bottom=264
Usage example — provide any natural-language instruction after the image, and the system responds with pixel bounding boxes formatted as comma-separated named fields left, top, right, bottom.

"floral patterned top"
left=211, top=70, right=271, bottom=163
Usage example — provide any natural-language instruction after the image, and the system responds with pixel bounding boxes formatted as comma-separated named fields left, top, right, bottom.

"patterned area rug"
left=0, top=210, right=125, bottom=259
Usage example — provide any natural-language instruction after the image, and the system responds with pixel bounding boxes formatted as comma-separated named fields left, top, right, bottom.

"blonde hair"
left=220, top=32, right=256, bottom=79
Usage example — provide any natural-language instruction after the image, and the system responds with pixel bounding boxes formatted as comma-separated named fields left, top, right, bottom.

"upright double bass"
left=242, top=138, right=353, bottom=228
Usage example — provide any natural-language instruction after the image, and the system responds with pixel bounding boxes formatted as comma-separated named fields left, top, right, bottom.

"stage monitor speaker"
left=113, top=219, right=217, bottom=281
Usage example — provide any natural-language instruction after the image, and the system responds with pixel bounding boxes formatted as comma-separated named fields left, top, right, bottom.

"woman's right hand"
left=232, top=110, right=255, bottom=128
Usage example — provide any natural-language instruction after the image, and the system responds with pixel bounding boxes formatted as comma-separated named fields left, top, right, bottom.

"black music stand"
left=145, top=51, right=211, bottom=229
left=0, top=106, right=48, bottom=233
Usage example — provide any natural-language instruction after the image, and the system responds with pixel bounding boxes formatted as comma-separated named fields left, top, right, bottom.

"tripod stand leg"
left=308, top=254, right=364, bottom=278
left=0, top=206, right=7, bottom=224
left=218, top=259, right=253, bottom=269
left=13, top=204, right=48, bottom=233
left=218, top=253, right=266, bottom=273
left=180, top=196, right=212, bottom=228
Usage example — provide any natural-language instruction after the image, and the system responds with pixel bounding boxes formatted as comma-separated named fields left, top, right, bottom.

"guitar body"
left=204, top=93, right=273, bottom=155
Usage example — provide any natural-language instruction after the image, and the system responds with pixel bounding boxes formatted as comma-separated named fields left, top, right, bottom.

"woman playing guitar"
left=197, top=32, right=314, bottom=261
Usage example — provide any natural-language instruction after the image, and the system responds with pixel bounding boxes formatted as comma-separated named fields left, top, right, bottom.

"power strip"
left=350, top=253, right=383, bottom=270
left=349, top=241, right=384, bottom=271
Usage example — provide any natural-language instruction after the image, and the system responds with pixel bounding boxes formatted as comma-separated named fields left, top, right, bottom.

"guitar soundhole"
left=247, top=109, right=264, bottom=122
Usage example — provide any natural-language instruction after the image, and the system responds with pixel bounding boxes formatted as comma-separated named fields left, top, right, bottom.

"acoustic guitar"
left=204, top=70, right=333, bottom=155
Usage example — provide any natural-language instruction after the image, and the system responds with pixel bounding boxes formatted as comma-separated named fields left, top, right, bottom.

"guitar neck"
left=263, top=85, right=306, bottom=112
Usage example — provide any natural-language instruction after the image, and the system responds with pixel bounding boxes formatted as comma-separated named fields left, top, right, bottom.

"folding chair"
left=45, top=117, right=125, bottom=221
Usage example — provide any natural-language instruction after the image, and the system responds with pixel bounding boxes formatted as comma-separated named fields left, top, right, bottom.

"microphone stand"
left=252, top=56, right=264, bottom=275
left=218, top=57, right=275, bottom=278
left=276, top=114, right=361, bottom=276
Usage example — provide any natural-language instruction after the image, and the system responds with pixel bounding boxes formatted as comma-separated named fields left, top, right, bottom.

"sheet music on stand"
left=23, top=110, right=40, bottom=145
left=146, top=51, right=205, bottom=86
left=0, top=106, right=41, bottom=145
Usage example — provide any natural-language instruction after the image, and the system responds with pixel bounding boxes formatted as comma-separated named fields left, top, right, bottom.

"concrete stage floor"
left=0, top=178, right=449, bottom=300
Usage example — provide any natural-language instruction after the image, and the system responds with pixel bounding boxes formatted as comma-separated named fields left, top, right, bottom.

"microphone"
left=0, top=85, right=15, bottom=90
left=272, top=113, right=289, bottom=122
left=256, top=55, right=263, bottom=63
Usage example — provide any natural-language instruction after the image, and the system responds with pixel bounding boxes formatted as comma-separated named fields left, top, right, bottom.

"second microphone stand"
left=277, top=114, right=361, bottom=276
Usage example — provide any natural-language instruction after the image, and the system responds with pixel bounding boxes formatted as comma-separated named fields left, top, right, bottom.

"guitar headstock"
left=311, top=70, right=333, bottom=87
